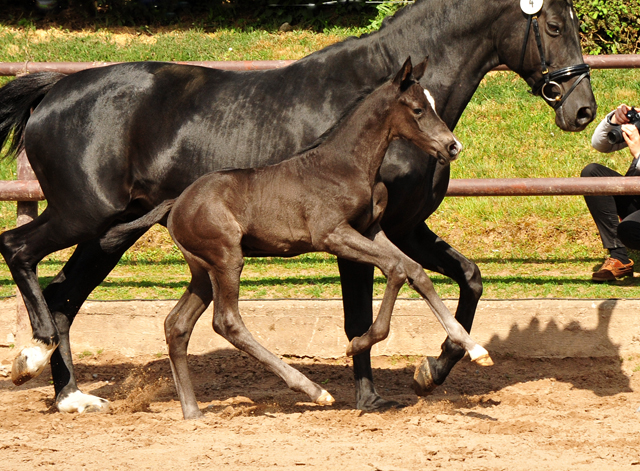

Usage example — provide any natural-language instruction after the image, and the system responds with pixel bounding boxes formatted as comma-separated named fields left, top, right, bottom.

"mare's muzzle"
left=531, top=63, right=591, bottom=110
left=520, top=14, right=591, bottom=110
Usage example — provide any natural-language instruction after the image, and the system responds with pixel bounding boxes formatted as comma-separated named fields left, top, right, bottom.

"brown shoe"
left=592, top=258, right=634, bottom=281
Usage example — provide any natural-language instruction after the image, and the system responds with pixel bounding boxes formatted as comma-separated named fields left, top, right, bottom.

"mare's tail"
left=100, top=199, right=176, bottom=253
left=0, top=72, right=66, bottom=159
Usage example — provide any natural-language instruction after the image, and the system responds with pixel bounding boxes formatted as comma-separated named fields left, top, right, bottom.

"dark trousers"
left=581, top=162, right=640, bottom=251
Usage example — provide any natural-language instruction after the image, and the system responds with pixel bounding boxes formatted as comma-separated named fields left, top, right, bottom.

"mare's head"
left=497, top=0, right=596, bottom=131
left=388, top=57, right=461, bottom=166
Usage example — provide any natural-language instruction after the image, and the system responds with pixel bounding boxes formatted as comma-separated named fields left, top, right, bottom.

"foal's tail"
left=100, top=199, right=176, bottom=253
left=0, top=72, right=66, bottom=159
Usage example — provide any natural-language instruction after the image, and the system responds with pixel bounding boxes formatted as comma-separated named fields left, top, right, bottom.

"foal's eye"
left=413, top=108, right=423, bottom=116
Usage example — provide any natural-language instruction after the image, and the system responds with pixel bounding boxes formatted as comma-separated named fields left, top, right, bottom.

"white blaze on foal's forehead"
left=423, top=88, right=436, bottom=113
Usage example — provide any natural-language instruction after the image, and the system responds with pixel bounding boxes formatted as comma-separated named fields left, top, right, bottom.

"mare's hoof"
left=357, top=395, right=404, bottom=412
left=473, top=354, right=494, bottom=367
left=56, top=391, right=110, bottom=414
left=412, top=356, right=438, bottom=396
left=468, top=344, right=493, bottom=367
left=315, top=390, right=335, bottom=406
left=11, top=339, right=57, bottom=386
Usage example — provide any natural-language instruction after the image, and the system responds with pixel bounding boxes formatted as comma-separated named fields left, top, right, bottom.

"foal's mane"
left=291, top=86, right=376, bottom=157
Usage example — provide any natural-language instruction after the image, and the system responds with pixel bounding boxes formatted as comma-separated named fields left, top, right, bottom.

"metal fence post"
left=14, top=150, right=38, bottom=346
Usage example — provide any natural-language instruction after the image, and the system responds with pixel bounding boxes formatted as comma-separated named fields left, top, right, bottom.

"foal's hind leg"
left=165, top=258, right=213, bottom=420
left=209, top=250, right=334, bottom=408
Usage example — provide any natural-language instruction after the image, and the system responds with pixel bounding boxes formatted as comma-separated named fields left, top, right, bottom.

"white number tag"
left=520, top=0, right=543, bottom=15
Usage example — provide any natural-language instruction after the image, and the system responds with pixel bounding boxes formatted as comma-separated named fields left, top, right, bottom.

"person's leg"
left=617, top=209, right=640, bottom=251
left=581, top=163, right=634, bottom=279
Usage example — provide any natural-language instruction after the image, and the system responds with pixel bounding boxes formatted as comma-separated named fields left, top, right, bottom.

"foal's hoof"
left=412, top=357, right=438, bottom=396
left=56, top=391, right=111, bottom=414
left=346, top=339, right=356, bottom=357
left=468, top=345, right=494, bottom=367
left=11, top=339, right=57, bottom=386
left=346, top=338, right=367, bottom=357
left=315, top=390, right=335, bottom=406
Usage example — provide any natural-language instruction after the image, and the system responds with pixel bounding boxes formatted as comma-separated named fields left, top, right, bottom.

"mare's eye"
left=548, top=22, right=561, bottom=36
left=413, top=108, right=423, bottom=116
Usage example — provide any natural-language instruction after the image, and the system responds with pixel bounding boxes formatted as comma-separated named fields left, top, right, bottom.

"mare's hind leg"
left=392, top=223, right=484, bottom=395
left=43, top=236, right=141, bottom=413
left=165, top=259, right=213, bottom=420
left=209, top=249, right=334, bottom=408
left=0, top=210, right=76, bottom=385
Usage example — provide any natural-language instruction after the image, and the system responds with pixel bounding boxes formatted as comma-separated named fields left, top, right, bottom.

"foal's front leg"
left=324, top=225, right=491, bottom=365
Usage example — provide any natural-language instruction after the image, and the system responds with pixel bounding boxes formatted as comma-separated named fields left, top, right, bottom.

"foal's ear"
left=412, top=56, right=429, bottom=81
left=393, top=57, right=413, bottom=88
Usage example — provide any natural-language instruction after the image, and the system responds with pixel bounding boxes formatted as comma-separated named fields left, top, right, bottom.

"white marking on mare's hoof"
left=468, top=344, right=494, bottom=367
left=11, top=339, right=58, bottom=386
left=315, top=390, right=335, bottom=406
left=56, top=390, right=110, bottom=414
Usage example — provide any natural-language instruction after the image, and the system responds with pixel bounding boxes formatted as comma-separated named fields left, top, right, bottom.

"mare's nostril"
left=576, top=106, right=594, bottom=125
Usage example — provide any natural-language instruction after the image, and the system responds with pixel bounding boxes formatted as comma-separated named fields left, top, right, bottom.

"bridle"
left=518, top=9, right=590, bottom=110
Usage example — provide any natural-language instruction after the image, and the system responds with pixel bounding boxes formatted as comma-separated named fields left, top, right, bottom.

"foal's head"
left=388, top=58, right=461, bottom=165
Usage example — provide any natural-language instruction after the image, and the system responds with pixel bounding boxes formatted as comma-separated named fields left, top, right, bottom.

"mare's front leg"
left=338, top=258, right=400, bottom=411
left=43, top=236, right=141, bottom=413
left=391, top=222, right=483, bottom=395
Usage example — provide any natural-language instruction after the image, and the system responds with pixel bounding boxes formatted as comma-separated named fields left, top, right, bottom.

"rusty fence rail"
left=1, top=54, right=640, bottom=76
left=6, top=172, right=640, bottom=200
left=2, top=54, right=640, bottom=204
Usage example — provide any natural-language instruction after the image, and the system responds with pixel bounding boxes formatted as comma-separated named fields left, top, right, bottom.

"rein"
left=518, top=12, right=590, bottom=110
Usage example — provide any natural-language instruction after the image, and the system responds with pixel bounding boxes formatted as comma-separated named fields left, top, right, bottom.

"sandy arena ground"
left=1, top=342, right=640, bottom=470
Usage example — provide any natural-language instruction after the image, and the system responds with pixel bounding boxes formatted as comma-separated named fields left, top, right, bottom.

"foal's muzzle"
left=437, top=138, right=463, bottom=165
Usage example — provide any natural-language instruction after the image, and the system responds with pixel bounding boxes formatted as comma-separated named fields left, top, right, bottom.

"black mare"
left=0, top=0, right=595, bottom=413
left=102, top=58, right=493, bottom=419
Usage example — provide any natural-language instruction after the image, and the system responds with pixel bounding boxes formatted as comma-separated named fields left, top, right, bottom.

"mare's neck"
left=293, top=0, right=510, bottom=132
left=375, top=0, right=506, bottom=130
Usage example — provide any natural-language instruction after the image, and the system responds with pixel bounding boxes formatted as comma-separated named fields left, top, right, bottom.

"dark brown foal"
left=102, top=58, right=492, bottom=419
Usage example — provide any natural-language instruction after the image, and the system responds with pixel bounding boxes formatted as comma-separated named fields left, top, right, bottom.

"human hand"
left=611, top=104, right=632, bottom=125
left=622, top=124, right=640, bottom=158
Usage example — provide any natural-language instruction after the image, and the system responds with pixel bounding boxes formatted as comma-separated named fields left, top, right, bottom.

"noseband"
left=518, top=13, right=590, bottom=110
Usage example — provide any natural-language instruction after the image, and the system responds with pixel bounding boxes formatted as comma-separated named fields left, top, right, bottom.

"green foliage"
left=365, top=0, right=640, bottom=53
left=0, top=0, right=380, bottom=30
left=367, top=0, right=408, bottom=30
left=574, top=0, right=640, bottom=54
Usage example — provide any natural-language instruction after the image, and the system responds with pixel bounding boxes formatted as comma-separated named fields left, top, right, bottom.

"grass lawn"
left=0, top=25, right=639, bottom=300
